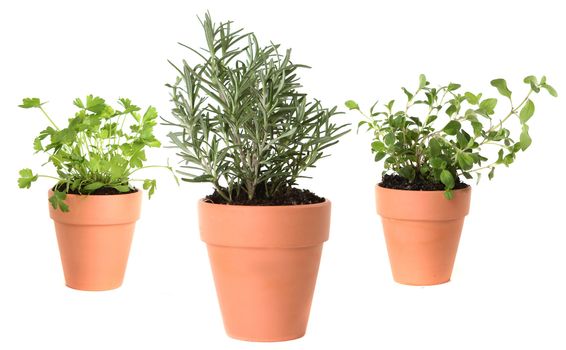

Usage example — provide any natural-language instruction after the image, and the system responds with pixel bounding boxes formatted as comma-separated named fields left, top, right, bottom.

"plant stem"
left=128, top=165, right=172, bottom=176
left=38, top=174, right=64, bottom=182
left=39, top=107, right=60, bottom=130
left=462, top=162, right=496, bottom=175
left=488, top=89, right=533, bottom=133
left=213, top=182, right=231, bottom=202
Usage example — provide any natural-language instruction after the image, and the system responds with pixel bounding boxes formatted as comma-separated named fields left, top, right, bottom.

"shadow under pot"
left=375, top=185, right=471, bottom=286
left=48, top=190, right=142, bottom=291
left=199, top=200, right=330, bottom=342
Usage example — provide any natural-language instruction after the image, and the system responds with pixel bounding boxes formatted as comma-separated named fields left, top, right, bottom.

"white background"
left=1, top=0, right=565, bottom=349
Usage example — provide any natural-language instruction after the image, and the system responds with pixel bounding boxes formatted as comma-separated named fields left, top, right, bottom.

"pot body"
left=199, top=200, right=331, bottom=342
left=376, top=186, right=471, bottom=285
left=49, top=190, right=142, bottom=290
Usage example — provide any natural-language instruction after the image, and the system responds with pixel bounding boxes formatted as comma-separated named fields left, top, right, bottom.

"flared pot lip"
left=198, top=198, right=331, bottom=209
left=198, top=198, right=331, bottom=247
left=48, top=187, right=142, bottom=224
left=375, top=183, right=471, bottom=220
left=375, top=183, right=471, bottom=193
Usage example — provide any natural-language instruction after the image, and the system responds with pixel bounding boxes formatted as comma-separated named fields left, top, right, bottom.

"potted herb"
left=346, top=75, right=557, bottom=285
left=18, top=96, right=176, bottom=290
left=165, top=14, right=348, bottom=341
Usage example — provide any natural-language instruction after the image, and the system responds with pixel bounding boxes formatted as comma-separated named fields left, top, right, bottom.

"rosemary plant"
left=165, top=14, right=349, bottom=203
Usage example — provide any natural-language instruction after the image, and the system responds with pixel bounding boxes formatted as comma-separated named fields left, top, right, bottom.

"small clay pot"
left=376, top=185, right=471, bottom=285
left=49, top=190, right=142, bottom=291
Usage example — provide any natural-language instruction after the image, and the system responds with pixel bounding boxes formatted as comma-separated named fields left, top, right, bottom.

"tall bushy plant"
left=165, top=14, right=349, bottom=202
left=347, top=75, right=557, bottom=199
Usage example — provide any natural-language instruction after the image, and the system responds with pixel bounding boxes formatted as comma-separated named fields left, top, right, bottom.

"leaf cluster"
left=165, top=14, right=349, bottom=202
left=347, top=75, right=557, bottom=199
left=18, top=96, right=176, bottom=211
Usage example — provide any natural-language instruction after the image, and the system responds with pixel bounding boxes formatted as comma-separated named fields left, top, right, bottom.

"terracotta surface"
left=376, top=185, right=471, bottom=285
left=199, top=200, right=331, bottom=342
left=49, top=190, right=142, bottom=291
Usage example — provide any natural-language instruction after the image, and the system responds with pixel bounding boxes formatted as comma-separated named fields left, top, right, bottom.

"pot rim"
left=375, top=184, right=471, bottom=220
left=198, top=198, right=331, bottom=209
left=48, top=188, right=142, bottom=224
left=199, top=197, right=331, bottom=247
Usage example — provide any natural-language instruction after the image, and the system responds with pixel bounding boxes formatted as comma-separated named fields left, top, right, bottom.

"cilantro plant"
left=165, top=14, right=349, bottom=202
left=346, top=75, right=557, bottom=199
left=18, top=96, right=177, bottom=211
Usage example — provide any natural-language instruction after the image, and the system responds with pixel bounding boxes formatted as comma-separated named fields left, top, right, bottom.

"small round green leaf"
left=429, top=138, right=441, bottom=156
left=398, top=166, right=416, bottom=181
left=490, top=79, right=512, bottom=98
left=419, top=74, right=427, bottom=89
left=457, top=152, right=474, bottom=170
left=479, top=98, right=498, bottom=115
left=443, top=120, right=461, bottom=135
left=542, top=84, right=558, bottom=97
left=519, top=99, right=535, bottom=124
left=448, top=83, right=461, bottom=91
left=440, top=169, right=455, bottom=189
left=384, top=133, right=396, bottom=146
left=464, top=92, right=479, bottom=105
left=345, top=100, right=359, bottom=110
left=519, top=124, right=532, bottom=151
left=371, top=141, right=386, bottom=152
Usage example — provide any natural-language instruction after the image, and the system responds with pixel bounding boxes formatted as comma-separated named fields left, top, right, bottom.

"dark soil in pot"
left=379, top=174, right=469, bottom=191
left=205, top=186, right=325, bottom=206
left=53, top=185, right=139, bottom=195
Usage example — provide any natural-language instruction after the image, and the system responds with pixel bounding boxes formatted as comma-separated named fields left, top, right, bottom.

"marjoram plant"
left=346, top=75, right=557, bottom=199
left=165, top=14, right=349, bottom=203
left=18, top=96, right=177, bottom=211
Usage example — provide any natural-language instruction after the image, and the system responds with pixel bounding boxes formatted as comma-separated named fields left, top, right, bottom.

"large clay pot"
left=49, top=190, right=142, bottom=291
left=376, top=185, right=471, bottom=285
left=199, top=200, right=331, bottom=341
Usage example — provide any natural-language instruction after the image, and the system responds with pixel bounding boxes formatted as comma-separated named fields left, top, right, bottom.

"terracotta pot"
left=376, top=185, right=471, bottom=286
left=199, top=200, right=331, bottom=342
left=48, top=190, right=142, bottom=291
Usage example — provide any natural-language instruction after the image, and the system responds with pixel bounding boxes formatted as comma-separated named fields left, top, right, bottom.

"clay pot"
left=375, top=185, right=471, bottom=285
left=199, top=200, right=331, bottom=342
left=48, top=190, right=142, bottom=291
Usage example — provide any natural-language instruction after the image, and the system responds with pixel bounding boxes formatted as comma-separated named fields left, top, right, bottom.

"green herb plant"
left=346, top=75, right=557, bottom=199
left=18, top=96, right=178, bottom=211
left=165, top=14, right=349, bottom=202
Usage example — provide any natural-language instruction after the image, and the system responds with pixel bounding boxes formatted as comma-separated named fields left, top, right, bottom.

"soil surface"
left=205, top=186, right=325, bottom=206
left=53, top=184, right=138, bottom=195
left=379, top=174, right=468, bottom=191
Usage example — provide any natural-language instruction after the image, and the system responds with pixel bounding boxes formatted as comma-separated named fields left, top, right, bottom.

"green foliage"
left=48, top=190, right=69, bottom=212
left=18, top=96, right=177, bottom=211
left=345, top=100, right=359, bottom=110
left=18, top=169, right=38, bottom=189
left=348, top=75, right=557, bottom=198
left=165, top=13, right=349, bottom=202
left=490, top=79, right=512, bottom=98
left=19, top=98, right=44, bottom=109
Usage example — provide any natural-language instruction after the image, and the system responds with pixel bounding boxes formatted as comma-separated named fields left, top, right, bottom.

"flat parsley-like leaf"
left=48, top=191, right=69, bottom=212
left=19, top=98, right=43, bottom=109
left=18, top=168, right=38, bottom=188
left=143, top=179, right=156, bottom=198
